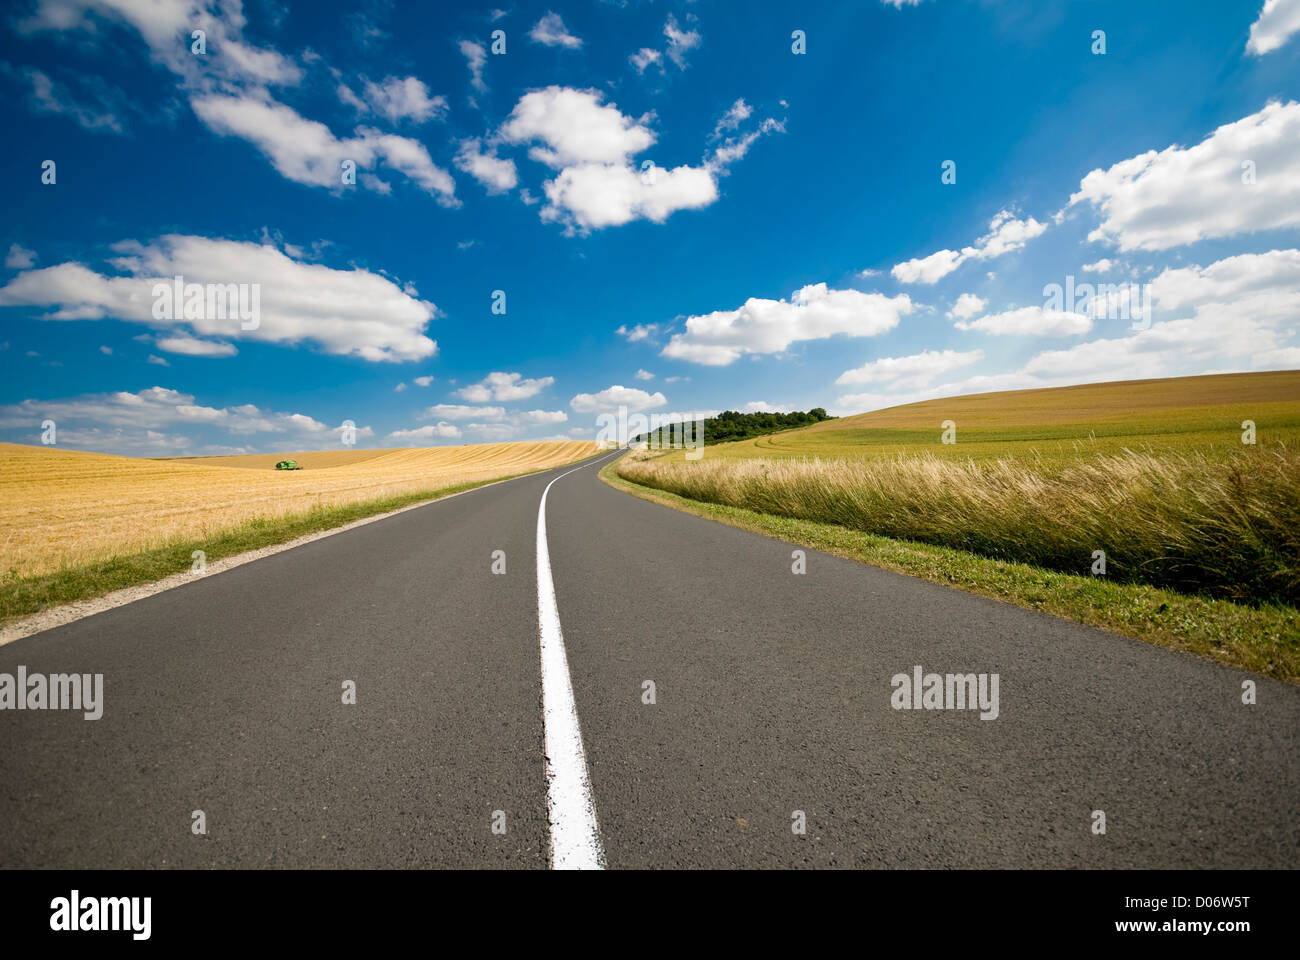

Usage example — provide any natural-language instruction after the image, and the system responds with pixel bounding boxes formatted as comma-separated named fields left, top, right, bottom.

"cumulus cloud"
left=455, top=138, right=518, bottom=193
left=617, top=323, right=659, bottom=342
left=836, top=253, right=1300, bottom=414
left=192, top=94, right=457, bottom=203
left=460, top=40, right=488, bottom=94
left=713, top=99, right=754, bottom=137
left=0, top=385, right=371, bottom=455
left=953, top=305, right=1092, bottom=336
left=1149, top=249, right=1300, bottom=328
left=154, top=336, right=238, bottom=357
left=947, top=293, right=986, bottom=319
left=569, top=385, right=667, bottom=414
left=0, top=235, right=438, bottom=362
left=498, top=86, right=776, bottom=232
left=388, top=422, right=461, bottom=443
left=892, top=210, right=1048, bottom=284
left=634, top=369, right=654, bottom=380
left=629, top=48, right=663, bottom=74
left=17, top=0, right=303, bottom=90
left=340, top=75, right=448, bottom=124
left=836, top=349, right=984, bottom=387
left=453, top=371, right=554, bottom=402
left=1064, top=100, right=1300, bottom=251
left=1247, top=0, right=1300, bottom=55
left=540, top=161, right=718, bottom=231
left=663, top=14, right=701, bottom=68
left=530, top=12, right=582, bottom=48
left=14, top=66, right=124, bottom=133
left=500, top=87, right=654, bottom=168
left=662, top=283, right=913, bottom=366
left=420, top=404, right=506, bottom=421
left=5, top=244, right=36, bottom=269
left=518, top=409, right=568, bottom=424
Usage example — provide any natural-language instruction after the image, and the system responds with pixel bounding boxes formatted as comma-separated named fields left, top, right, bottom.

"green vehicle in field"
left=275, top=459, right=302, bottom=471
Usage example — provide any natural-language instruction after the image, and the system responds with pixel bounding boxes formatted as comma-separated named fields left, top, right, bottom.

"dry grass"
left=618, top=446, right=1300, bottom=603
left=693, top=370, right=1300, bottom=463
left=0, top=440, right=595, bottom=579
left=159, top=449, right=396, bottom=470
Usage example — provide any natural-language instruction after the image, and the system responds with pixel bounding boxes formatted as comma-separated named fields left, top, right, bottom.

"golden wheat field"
left=0, top=441, right=595, bottom=578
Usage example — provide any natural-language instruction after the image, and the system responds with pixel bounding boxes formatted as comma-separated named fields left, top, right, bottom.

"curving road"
left=2, top=451, right=1297, bottom=869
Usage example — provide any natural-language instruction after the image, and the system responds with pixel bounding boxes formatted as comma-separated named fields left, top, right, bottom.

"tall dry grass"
left=618, top=448, right=1300, bottom=603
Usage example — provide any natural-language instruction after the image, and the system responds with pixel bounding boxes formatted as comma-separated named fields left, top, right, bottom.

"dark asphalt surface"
left=1, top=451, right=1297, bottom=868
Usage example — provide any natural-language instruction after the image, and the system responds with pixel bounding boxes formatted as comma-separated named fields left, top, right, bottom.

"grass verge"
left=600, top=459, right=1300, bottom=684
left=1, top=458, right=594, bottom=628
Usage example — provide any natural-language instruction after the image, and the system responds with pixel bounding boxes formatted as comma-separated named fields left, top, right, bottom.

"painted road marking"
left=535, top=455, right=615, bottom=869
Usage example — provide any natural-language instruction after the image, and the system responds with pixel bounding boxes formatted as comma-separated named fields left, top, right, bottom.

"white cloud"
left=498, top=86, right=774, bottom=232
left=662, top=283, right=913, bottom=366
left=1082, top=258, right=1114, bottom=273
left=713, top=99, right=753, bottom=138
left=836, top=349, right=984, bottom=386
left=741, top=401, right=792, bottom=413
left=455, top=138, right=518, bottom=193
left=617, top=323, right=659, bottom=342
left=413, top=375, right=435, bottom=387
left=499, top=87, right=654, bottom=168
left=530, top=12, right=583, bottom=49
left=147, top=355, right=169, bottom=366
left=1148, top=249, right=1300, bottom=333
left=629, top=48, right=662, bottom=74
left=155, top=336, right=238, bottom=357
left=634, top=368, right=654, bottom=380
left=570, top=385, right=667, bottom=414
left=18, top=0, right=303, bottom=90
left=192, top=94, right=457, bottom=204
left=420, top=404, right=506, bottom=421
left=947, top=293, right=986, bottom=319
left=836, top=288, right=1296, bottom=416
left=98, top=345, right=112, bottom=355
left=892, top=210, right=1048, bottom=284
left=17, top=67, right=123, bottom=133
left=663, top=14, right=701, bottom=68
left=5, top=244, right=36, bottom=269
left=710, top=116, right=784, bottom=168
left=518, top=409, right=568, bottom=424
left=342, top=76, right=448, bottom=125
left=464, top=422, right=521, bottom=441
left=1247, top=0, right=1300, bottom=55
left=388, top=422, right=461, bottom=443
left=0, top=385, right=371, bottom=454
left=1065, top=100, right=1300, bottom=251
left=954, top=305, right=1092, bottom=336
left=453, top=371, right=554, bottom=402
left=541, top=161, right=718, bottom=231
left=460, top=40, right=488, bottom=94
left=0, top=235, right=438, bottom=362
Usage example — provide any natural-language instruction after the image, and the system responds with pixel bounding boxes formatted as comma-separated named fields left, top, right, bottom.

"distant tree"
left=630, top=408, right=836, bottom=446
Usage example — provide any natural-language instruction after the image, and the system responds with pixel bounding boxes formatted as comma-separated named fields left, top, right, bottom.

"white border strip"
left=535, top=456, right=613, bottom=869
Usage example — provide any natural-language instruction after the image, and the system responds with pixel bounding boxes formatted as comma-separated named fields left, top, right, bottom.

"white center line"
left=535, top=454, right=615, bottom=869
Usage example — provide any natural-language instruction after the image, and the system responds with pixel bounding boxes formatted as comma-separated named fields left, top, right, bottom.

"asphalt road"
left=1, top=452, right=1297, bottom=868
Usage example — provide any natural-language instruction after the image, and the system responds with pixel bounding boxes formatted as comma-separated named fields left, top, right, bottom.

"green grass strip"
left=601, top=460, right=1300, bottom=684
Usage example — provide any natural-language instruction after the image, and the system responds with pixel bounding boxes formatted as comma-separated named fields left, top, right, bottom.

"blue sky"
left=1, top=0, right=1298, bottom=455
